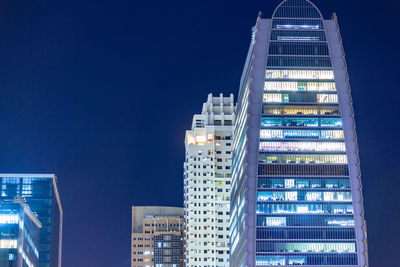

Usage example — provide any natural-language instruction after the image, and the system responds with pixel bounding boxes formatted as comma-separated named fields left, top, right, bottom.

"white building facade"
left=184, top=94, right=236, bottom=267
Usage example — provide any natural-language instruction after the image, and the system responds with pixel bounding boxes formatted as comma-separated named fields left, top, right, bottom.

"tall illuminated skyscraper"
left=184, top=94, right=236, bottom=267
left=230, top=0, right=368, bottom=266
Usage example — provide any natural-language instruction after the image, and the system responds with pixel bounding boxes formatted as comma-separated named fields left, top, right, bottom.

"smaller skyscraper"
left=131, top=206, right=184, bottom=267
left=184, top=93, right=236, bottom=267
left=0, top=200, right=42, bottom=267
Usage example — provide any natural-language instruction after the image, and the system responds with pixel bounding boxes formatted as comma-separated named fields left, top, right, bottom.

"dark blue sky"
left=0, top=0, right=399, bottom=266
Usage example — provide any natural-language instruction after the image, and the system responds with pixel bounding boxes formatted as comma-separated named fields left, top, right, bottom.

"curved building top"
left=272, top=0, right=323, bottom=19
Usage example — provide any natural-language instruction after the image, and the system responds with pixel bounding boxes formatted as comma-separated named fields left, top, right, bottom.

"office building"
left=0, top=174, right=63, bottom=267
left=0, top=201, right=42, bottom=267
left=230, top=0, right=368, bottom=266
left=131, top=206, right=184, bottom=267
left=184, top=94, right=236, bottom=267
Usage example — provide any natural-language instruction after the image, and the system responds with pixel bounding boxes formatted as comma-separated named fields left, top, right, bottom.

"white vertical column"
left=325, top=17, right=369, bottom=267
left=246, top=17, right=271, bottom=266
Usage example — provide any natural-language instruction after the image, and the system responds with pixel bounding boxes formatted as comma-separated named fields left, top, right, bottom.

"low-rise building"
left=131, top=206, right=184, bottom=267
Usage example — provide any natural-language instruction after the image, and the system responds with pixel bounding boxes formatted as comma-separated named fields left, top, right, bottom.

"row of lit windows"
left=188, top=241, right=229, bottom=248
left=272, top=19, right=324, bottom=30
left=256, top=203, right=353, bottom=215
left=263, top=105, right=340, bottom=116
left=132, top=244, right=152, bottom=248
left=189, top=180, right=230, bottom=186
left=189, top=234, right=228, bottom=239
left=257, top=215, right=355, bottom=227
left=256, top=241, right=356, bottom=253
left=190, top=226, right=228, bottom=230
left=190, top=249, right=229, bottom=254
left=264, top=93, right=338, bottom=103
left=0, top=177, right=52, bottom=183
left=257, top=191, right=352, bottom=202
left=0, top=239, right=17, bottom=249
left=260, top=129, right=344, bottom=139
left=132, top=251, right=152, bottom=255
left=265, top=81, right=336, bottom=92
left=259, top=141, right=346, bottom=152
left=258, top=178, right=350, bottom=189
left=188, top=216, right=228, bottom=223
left=261, top=117, right=342, bottom=128
left=0, top=214, right=18, bottom=224
left=258, top=154, right=347, bottom=164
left=0, top=183, right=51, bottom=197
left=187, top=257, right=228, bottom=262
left=155, top=242, right=181, bottom=248
left=256, top=227, right=355, bottom=240
left=256, top=254, right=358, bottom=266
left=266, top=70, right=334, bottom=80
left=271, top=30, right=327, bottom=41
left=144, top=223, right=181, bottom=227
left=189, top=170, right=230, bottom=176
left=186, top=134, right=232, bottom=146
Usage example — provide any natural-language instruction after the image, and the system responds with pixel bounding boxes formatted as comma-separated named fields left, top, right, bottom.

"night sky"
left=0, top=0, right=399, bottom=266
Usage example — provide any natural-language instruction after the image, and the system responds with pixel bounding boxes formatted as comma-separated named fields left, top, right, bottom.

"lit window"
left=0, top=240, right=17, bottom=249
left=265, top=81, right=336, bottom=92
left=0, top=214, right=18, bottom=224
left=265, top=70, right=334, bottom=80
left=285, top=191, right=297, bottom=201
left=284, top=179, right=294, bottom=188
left=276, top=24, right=319, bottom=30
left=306, top=192, right=322, bottom=201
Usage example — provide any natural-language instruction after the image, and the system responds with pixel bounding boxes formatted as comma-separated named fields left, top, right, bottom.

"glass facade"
left=0, top=174, right=63, bottom=267
left=154, top=234, right=183, bottom=266
left=0, top=201, right=41, bottom=267
left=230, top=1, right=368, bottom=266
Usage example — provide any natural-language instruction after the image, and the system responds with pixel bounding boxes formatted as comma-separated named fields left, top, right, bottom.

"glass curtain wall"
left=230, top=1, right=367, bottom=266
left=256, top=0, right=357, bottom=266
left=0, top=175, right=62, bottom=267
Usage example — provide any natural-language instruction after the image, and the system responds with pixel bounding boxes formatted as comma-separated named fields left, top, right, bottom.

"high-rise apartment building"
left=184, top=94, right=236, bottom=267
left=0, top=174, right=62, bottom=267
left=0, top=201, right=42, bottom=267
left=230, top=0, right=368, bottom=266
left=131, top=206, right=184, bottom=267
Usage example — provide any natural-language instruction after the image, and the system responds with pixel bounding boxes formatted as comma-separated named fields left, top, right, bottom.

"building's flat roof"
left=0, top=173, right=55, bottom=178
left=132, top=206, right=184, bottom=233
left=0, top=173, right=63, bottom=215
